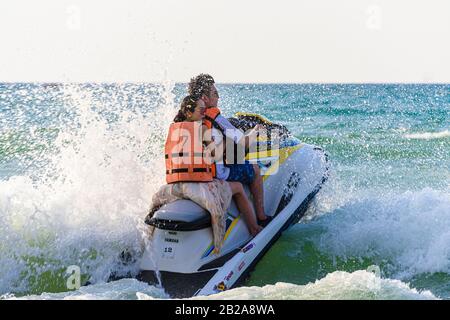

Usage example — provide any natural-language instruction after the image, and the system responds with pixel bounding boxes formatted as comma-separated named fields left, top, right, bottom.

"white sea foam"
left=404, top=130, right=450, bottom=140
left=191, top=270, right=436, bottom=300
left=2, top=270, right=438, bottom=300
left=3, top=278, right=169, bottom=300
left=0, top=83, right=177, bottom=295
left=309, top=188, right=450, bottom=279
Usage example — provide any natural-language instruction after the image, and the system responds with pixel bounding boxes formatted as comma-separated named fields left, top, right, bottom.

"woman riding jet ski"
left=138, top=99, right=329, bottom=298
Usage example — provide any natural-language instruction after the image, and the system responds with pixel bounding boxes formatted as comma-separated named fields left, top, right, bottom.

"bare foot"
left=257, top=216, right=273, bottom=227
left=249, top=225, right=263, bottom=236
left=257, top=214, right=268, bottom=221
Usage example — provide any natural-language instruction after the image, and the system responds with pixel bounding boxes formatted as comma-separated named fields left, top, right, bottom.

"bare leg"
left=228, top=181, right=262, bottom=236
left=249, top=164, right=267, bottom=221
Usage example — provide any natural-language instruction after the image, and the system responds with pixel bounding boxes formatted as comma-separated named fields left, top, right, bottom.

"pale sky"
left=0, top=0, right=449, bottom=83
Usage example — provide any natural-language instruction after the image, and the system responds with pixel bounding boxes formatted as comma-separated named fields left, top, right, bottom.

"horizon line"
left=0, top=81, right=449, bottom=85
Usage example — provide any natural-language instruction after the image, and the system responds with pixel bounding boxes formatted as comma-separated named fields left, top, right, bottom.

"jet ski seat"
left=145, top=200, right=212, bottom=231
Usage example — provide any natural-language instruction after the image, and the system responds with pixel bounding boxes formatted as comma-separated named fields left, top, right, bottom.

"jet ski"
left=138, top=113, right=329, bottom=298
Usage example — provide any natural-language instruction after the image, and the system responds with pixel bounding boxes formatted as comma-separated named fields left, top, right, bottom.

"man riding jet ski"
left=139, top=108, right=329, bottom=298
left=138, top=74, right=328, bottom=298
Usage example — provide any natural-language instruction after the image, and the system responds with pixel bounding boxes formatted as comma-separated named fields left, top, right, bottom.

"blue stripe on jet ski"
left=201, top=216, right=235, bottom=258
left=202, top=246, right=215, bottom=258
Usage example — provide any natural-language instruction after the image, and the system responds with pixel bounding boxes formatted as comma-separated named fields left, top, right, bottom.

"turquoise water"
left=0, top=83, right=448, bottom=299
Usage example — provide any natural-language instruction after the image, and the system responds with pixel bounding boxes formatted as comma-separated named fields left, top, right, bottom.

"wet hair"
left=173, top=95, right=198, bottom=122
left=188, top=74, right=215, bottom=99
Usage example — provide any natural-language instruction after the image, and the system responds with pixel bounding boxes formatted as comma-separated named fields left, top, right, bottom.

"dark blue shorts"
left=226, top=161, right=255, bottom=185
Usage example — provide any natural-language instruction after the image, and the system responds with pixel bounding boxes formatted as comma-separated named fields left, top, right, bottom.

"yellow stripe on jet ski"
left=201, top=216, right=240, bottom=258
left=263, top=145, right=302, bottom=179
left=246, top=149, right=280, bottom=159
left=234, top=112, right=273, bottom=125
left=246, top=145, right=303, bottom=180
left=224, top=216, right=240, bottom=240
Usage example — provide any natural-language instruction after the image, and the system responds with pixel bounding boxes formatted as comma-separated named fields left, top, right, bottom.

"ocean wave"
left=0, top=83, right=176, bottom=296
left=2, top=278, right=168, bottom=300
left=191, top=270, right=437, bottom=300
left=5, top=270, right=436, bottom=300
left=404, top=130, right=450, bottom=140
left=305, top=188, right=450, bottom=279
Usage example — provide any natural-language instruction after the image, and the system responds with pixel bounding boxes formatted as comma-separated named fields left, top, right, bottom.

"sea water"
left=0, top=83, right=448, bottom=299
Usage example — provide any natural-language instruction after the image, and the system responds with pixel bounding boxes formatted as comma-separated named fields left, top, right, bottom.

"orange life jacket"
left=203, top=107, right=242, bottom=166
left=203, top=107, right=221, bottom=130
left=165, top=121, right=213, bottom=184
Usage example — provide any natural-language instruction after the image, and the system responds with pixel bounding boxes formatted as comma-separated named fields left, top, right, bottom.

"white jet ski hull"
left=139, top=124, right=328, bottom=298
